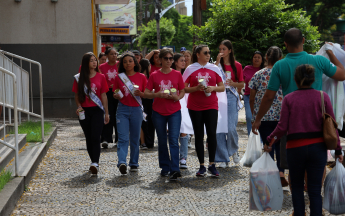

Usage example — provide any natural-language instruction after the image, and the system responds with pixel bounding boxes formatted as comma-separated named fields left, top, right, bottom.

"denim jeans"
left=152, top=110, right=181, bottom=173
left=215, top=90, right=239, bottom=162
left=243, top=94, right=252, bottom=136
left=287, top=142, right=327, bottom=216
left=116, top=102, right=143, bottom=167
left=179, top=134, right=189, bottom=160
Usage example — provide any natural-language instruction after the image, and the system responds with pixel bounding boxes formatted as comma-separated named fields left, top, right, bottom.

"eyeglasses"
left=203, top=51, right=211, bottom=55
left=163, top=57, right=174, bottom=61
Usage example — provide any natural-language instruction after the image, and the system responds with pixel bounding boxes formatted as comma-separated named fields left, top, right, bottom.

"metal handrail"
left=0, top=50, right=44, bottom=142
left=0, top=66, right=19, bottom=176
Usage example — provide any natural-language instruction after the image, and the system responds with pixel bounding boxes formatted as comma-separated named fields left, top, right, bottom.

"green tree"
left=171, top=15, right=193, bottom=51
left=191, top=0, right=320, bottom=66
left=138, top=17, right=176, bottom=49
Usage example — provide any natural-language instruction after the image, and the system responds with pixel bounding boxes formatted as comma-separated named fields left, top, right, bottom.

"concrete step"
left=0, top=134, right=27, bottom=171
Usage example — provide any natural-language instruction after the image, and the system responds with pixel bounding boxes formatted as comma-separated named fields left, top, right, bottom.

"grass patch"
left=0, top=169, right=12, bottom=192
left=11, top=121, right=52, bottom=142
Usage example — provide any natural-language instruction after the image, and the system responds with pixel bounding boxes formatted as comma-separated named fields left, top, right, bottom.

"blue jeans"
left=215, top=90, right=239, bottom=162
left=179, top=134, right=189, bottom=160
left=152, top=110, right=181, bottom=173
left=243, top=94, right=252, bottom=136
left=116, top=102, right=143, bottom=167
left=287, top=142, right=327, bottom=216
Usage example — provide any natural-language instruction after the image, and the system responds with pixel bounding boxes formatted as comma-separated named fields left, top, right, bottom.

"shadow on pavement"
left=61, top=172, right=103, bottom=188
left=105, top=172, right=143, bottom=188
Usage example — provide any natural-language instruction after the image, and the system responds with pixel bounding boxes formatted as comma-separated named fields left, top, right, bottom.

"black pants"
left=79, top=106, right=104, bottom=163
left=338, top=122, right=345, bottom=138
left=141, top=98, right=155, bottom=148
left=188, top=109, right=218, bottom=164
left=101, top=89, right=119, bottom=143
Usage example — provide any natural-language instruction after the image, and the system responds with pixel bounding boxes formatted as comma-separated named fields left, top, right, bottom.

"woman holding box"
left=144, top=48, right=186, bottom=181
left=113, top=51, right=147, bottom=175
left=72, top=52, right=110, bottom=175
left=183, top=45, right=225, bottom=177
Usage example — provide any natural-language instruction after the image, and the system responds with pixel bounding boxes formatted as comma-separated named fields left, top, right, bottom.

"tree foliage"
left=138, top=17, right=176, bottom=49
left=171, top=15, right=193, bottom=51
left=190, top=0, right=321, bottom=66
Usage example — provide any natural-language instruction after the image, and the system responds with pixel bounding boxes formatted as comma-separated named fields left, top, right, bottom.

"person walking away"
left=139, top=59, right=155, bottom=149
left=183, top=45, right=226, bottom=177
left=264, top=64, right=343, bottom=216
left=145, top=50, right=162, bottom=74
left=249, top=46, right=288, bottom=187
left=214, top=40, right=244, bottom=168
left=99, top=47, right=119, bottom=148
left=72, top=52, right=110, bottom=175
left=98, top=52, right=107, bottom=65
left=243, top=51, right=265, bottom=135
left=144, top=48, right=186, bottom=181
left=171, top=53, right=190, bottom=169
left=113, top=51, right=147, bottom=174
left=184, top=50, right=192, bottom=69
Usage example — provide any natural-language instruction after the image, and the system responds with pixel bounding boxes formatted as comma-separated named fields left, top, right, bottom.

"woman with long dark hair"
left=98, top=52, right=107, bottom=65
left=145, top=50, right=162, bottom=74
left=183, top=45, right=226, bottom=177
left=214, top=40, right=244, bottom=168
left=139, top=58, right=155, bottom=149
left=99, top=46, right=119, bottom=148
left=243, top=51, right=265, bottom=135
left=144, top=48, right=186, bottom=180
left=113, top=51, right=147, bottom=174
left=72, top=52, right=110, bottom=175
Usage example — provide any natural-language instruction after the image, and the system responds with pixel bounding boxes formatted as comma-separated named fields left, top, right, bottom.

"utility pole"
left=193, top=0, right=202, bottom=44
left=155, top=0, right=161, bottom=49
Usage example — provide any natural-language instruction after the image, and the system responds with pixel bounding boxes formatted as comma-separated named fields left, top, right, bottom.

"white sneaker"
left=180, top=159, right=188, bottom=169
left=89, top=163, right=99, bottom=174
left=232, top=152, right=240, bottom=164
left=101, top=141, right=108, bottom=149
left=218, top=162, right=226, bottom=168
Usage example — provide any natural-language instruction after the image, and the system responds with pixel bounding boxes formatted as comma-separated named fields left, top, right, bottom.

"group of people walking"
left=73, top=28, right=345, bottom=216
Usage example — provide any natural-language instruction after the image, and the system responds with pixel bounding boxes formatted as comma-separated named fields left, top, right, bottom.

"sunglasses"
left=203, top=51, right=211, bottom=55
left=163, top=57, right=174, bottom=61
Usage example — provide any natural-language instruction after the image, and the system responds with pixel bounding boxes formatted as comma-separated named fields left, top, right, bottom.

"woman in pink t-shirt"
left=145, top=50, right=162, bottom=74
left=112, top=51, right=147, bottom=175
left=243, top=51, right=265, bottom=136
left=99, top=47, right=119, bottom=149
left=72, top=52, right=110, bottom=175
left=184, top=45, right=225, bottom=178
left=144, top=49, right=186, bottom=181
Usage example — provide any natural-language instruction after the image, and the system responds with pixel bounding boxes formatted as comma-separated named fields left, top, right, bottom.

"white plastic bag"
left=330, top=150, right=344, bottom=159
left=323, top=159, right=345, bottom=215
left=240, top=131, right=262, bottom=167
left=249, top=152, right=283, bottom=211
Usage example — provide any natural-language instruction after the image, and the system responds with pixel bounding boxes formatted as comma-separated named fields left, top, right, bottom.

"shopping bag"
left=323, top=159, right=345, bottom=215
left=249, top=152, right=283, bottom=211
left=240, top=131, right=262, bottom=167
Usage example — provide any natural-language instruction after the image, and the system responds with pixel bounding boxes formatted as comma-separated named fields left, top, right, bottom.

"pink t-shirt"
left=99, top=63, right=118, bottom=89
left=224, top=61, right=244, bottom=83
left=146, top=69, right=185, bottom=116
left=243, top=65, right=261, bottom=95
left=113, top=72, right=147, bottom=107
left=72, top=73, right=109, bottom=107
left=185, top=68, right=222, bottom=111
left=150, top=65, right=162, bottom=74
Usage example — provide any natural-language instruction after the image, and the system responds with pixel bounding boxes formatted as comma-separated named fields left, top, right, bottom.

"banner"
left=99, top=25, right=130, bottom=35
left=101, top=36, right=132, bottom=43
left=99, top=2, right=137, bottom=35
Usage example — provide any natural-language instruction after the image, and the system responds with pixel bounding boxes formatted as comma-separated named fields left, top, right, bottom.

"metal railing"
left=0, top=50, right=44, bottom=143
left=0, top=66, right=19, bottom=176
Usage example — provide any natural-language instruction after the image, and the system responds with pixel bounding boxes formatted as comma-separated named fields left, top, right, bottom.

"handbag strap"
left=320, top=90, right=325, bottom=115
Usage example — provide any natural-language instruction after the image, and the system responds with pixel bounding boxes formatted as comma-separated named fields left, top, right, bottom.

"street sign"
left=99, top=25, right=130, bottom=35
left=101, top=36, right=132, bottom=44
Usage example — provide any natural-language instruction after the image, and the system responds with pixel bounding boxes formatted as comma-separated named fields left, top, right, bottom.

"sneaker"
left=169, top=171, right=180, bottom=181
left=180, top=159, right=188, bottom=169
left=232, top=151, right=240, bottom=164
left=161, top=171, right=169, bottom=177
left=218, top=162, right=227, bottom=168
left=101, top=141, right=108, bottom=149
left=208, top=164, right=219, bottom=177
left=140, top=143, right=148, bottom=150
left=196, top=165, right=207, bottom=177
left=119, top=164, right=127, bottom=175
left=130, top=166, right=138, bottom=172
left=89, top=163, right=99, bottom=175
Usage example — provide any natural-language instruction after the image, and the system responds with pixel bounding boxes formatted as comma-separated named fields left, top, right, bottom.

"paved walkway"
left=11, top=111, right=332, bottom=215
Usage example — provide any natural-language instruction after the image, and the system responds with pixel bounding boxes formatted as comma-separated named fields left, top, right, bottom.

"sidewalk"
left=10, top=116, right=321, bottom=215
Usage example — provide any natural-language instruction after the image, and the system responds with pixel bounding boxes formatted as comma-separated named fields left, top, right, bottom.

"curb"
left=0, top=127, right=58, bottom=216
